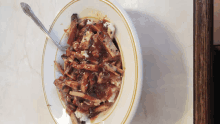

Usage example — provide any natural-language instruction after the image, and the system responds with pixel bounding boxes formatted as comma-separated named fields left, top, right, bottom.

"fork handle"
left=20, top=2, right=67, bottom=51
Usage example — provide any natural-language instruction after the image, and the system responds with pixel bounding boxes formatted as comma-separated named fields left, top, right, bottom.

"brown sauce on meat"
left=89, top=112, right=100, bottom=122
left=56, top=15, right=124, bottom=123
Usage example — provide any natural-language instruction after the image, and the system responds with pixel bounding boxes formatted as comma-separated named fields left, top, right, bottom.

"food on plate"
left=54, top=13, right=123, bottom=124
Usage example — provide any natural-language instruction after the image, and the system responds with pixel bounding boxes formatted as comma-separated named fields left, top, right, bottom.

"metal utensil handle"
left=20, top=2, right=67, bottom=51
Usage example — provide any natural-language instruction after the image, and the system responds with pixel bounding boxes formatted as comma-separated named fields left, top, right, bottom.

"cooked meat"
left=83, top=100, right=94, bottom=106
left=75, top=108, right=89, bottom=122
left=91, top=49, right=99, bottom=58
left=65, top=80, right=79, bottom=90
left=94, top=104, right=111, bottom=113
left=88, top=73, right=96, bottom=87
left=92, top=34, right=99, bottom=43
left=66, top=71, right=77, bottom=80
left=66, top=47, right=71, bottom=56
left=102, top=53, right=113, bottom=63
left=78, top=26, right=89, bottom=39
left=94, top=20, right=104, bottom=32
left=96, top=72, right=110, bottom=84
left=116, top=60, right=122, bottom=69
left=54, top=61, right=64, bottom=75
left=87, top=58, right=99, bottom=65
left=67, top=14, right=78, bottom=46
left=66, top=94, right=72, bottom=104
left=72, top=63, right=99, bottom=72
left=111, top=61, right=116, bottom=65
left=71, top=51, right=86, bottom=60
left=72, top=96, right=77, bottom=106
left=62, top=85, right=71, bottom=93
left=81, top=50, right=89, bottom=58
left=58, top=76, right=65, bottom=81
left=53, top=16, right=124, bottom=123
left=90, top=24, right=101, bottom=33
left=61, top=54, right=68, bottom=60
left=98, top=32, right=120, bottom=58
left=66, top=106, right=74, bottom=116
left=69, top=91, right=102, bottom=104
left=72, top=41, right=80, bottom=51
left=103, top=62, right=124, bottom=76
left=63, top=61, right=68, bottom=70
left=54, top=79, right=65, bottom=90
left=76, top=101, right=90, bottom=111
left=66, top=103, right=77, bottom=112
left=64, top=65, right=72, bottom=75
left=105, top=85, right=119, bottom=103
left=97, top=72, right=104, bottom=84
left=79, top=31, right=94, bottom=50
left=103, top=22, right=115, bottom=39
left=78, top=19, right=87, bottom=29
left=81, top=72, right=89, bottom=93
left=70, top=113, right=79, bottom=124
left=110, top=75, right=122, bottom=88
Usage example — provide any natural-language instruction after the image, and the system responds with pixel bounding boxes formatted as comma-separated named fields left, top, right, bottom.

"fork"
left=20, top=2, right=67, bottom=51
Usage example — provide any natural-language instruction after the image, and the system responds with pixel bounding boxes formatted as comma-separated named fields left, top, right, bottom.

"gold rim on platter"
left=41, top=0, right=139, bottom=123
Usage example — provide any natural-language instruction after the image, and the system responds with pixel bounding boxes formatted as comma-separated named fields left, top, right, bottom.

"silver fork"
left=20, top=2, right=67, bottom=51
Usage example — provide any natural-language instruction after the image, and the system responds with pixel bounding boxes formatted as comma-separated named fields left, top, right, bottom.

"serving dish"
left=41, top=0, right=143, bottom=123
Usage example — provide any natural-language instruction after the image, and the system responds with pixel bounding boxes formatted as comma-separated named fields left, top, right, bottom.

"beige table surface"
left=0, top=0, right=193, bottom=123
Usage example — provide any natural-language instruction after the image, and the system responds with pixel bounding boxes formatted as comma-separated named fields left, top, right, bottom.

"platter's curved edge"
left=41, top=0, right=143, bottom=124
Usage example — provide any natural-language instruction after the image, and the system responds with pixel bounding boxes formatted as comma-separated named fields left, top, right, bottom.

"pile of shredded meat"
left=53, top=13, right=124, bottom=124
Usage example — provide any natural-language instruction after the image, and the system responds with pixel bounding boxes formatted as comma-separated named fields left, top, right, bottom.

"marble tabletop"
left=0, top=0, right=193, bottom=123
